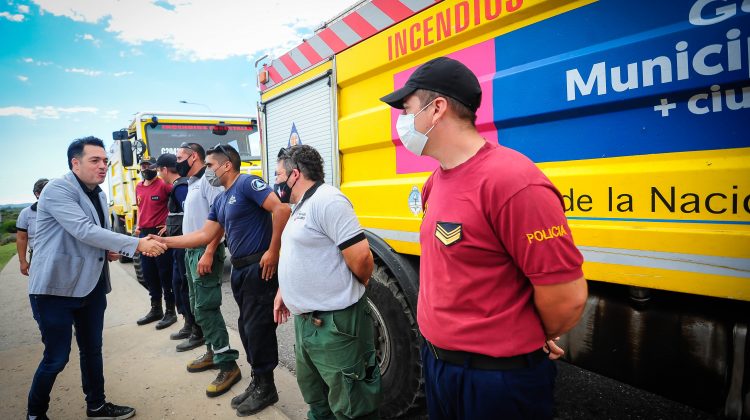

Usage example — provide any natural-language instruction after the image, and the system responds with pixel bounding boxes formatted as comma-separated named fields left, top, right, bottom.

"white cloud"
left=31, top=0, right=357, bottom=61
left=65, top=67, right=102, bottom=76
left=18, top=4, right=30, bottom=13
left=119, top=47, right=143, bottom=58
left=103, top=110, right=120, bottom=119
left=79, top=32, right=102, bottom=46
left=0, top=105, right=99, bottom=119
left=17, top=75, right=29, bottom=82
left=0, top=11, right=25, bottom=21
left=22, top=57, right=53, bottom=66
left=112, top=71, right=133, bottom=77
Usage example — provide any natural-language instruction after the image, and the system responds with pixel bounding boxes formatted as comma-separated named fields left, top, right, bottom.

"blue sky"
left=0, top=0, right=354, bottom=204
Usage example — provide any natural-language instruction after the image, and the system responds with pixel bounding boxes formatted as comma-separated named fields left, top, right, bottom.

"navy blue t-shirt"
left=208, top=174, right=273, bottom=257
left=174, top=183, right=188, bottom=210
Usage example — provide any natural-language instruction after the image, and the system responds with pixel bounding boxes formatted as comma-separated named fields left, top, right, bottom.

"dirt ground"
left=0, top=255, right=307, bottom=420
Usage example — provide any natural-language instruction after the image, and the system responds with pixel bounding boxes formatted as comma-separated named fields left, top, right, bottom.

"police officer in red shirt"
left=381, top=57, right=588, bottom=419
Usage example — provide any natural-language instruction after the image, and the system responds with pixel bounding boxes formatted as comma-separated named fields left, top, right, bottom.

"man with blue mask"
left=380, top=57, right=588, bottom=419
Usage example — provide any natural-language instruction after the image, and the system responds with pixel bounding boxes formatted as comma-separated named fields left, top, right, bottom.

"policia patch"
left=435, top=222, right=462, bottom=246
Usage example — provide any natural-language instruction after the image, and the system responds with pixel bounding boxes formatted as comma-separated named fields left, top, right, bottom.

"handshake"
left=137, top=236, right=169, bottom=257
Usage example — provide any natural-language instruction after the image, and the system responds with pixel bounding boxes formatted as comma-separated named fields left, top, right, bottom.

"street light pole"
left=179, top=100, right=212, bottom=112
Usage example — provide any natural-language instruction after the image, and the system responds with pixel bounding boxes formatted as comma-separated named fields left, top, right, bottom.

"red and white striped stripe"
left=261, top=0, right=441, bottom=91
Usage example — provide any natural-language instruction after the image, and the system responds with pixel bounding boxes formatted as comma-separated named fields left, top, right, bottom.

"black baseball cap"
left=149, top=153, right=177, bottom=169
left=380, top=57, right=482, bottom=112
left=140, top=157, right=156, bottom=168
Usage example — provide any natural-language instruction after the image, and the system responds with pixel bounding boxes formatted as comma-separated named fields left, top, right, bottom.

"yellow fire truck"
left=108, top=112, right=260, bottom=271
left=257, top=0, right=749, bottom=417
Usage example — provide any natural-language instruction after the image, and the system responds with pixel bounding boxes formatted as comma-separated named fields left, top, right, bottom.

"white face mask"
left=396, top=100, right=436, bottom=156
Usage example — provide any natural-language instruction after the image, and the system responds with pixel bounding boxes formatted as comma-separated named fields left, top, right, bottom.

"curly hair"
left=280, top=145, right=325, bottom=183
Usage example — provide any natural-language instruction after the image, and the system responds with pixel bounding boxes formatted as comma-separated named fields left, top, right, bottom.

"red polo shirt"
left=418, top=141, right=584, bottom=358
left=135, top=177, right=171, bottom=229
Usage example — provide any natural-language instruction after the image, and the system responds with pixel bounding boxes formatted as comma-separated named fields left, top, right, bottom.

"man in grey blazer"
left=27, top=136, right=167, bottom=420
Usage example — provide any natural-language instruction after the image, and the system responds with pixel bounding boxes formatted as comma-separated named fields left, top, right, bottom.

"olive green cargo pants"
left=294, top=297, right=381, bottom=420
left=185, top=245, right=238, bottom=367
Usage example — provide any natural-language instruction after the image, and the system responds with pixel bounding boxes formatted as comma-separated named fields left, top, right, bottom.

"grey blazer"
left=29, top=171, right=139, bottom=297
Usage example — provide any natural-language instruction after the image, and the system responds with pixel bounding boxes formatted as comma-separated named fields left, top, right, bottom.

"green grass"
left=0, top=243, right=16, bottom=271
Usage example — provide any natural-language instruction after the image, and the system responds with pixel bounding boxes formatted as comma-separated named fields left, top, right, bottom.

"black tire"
left=111, top=215, right=133, bottom=263
left=366, top=262, right=423, bottom=418
left=132, top=233, right=147, bottom=290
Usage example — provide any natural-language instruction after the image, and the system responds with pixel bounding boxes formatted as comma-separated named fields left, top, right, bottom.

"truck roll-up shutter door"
left=264, top=75, right=335, bottom=186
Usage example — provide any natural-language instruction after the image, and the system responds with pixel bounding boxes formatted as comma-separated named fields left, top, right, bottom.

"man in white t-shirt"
left=274, top=145, right=381, bottom=419
left=16, top=178, right=48, bottom=276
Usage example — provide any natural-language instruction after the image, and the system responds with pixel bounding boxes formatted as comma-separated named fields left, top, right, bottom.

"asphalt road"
left=120, top=261, right=718, bottom=420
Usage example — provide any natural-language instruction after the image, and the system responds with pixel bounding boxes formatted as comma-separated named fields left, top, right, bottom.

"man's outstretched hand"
left=137, top=237, right=167, bottom=257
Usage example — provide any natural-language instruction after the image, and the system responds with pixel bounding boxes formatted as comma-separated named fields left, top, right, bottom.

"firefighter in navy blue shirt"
left=153, top=144, right=291, bottom=417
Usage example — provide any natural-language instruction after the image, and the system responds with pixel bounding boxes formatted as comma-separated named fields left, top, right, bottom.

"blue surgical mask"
left=396, top=100, right=436, bottom=156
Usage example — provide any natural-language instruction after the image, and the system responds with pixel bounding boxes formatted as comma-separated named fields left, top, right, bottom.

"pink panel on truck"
left=390, top=38, right=497, bottom=174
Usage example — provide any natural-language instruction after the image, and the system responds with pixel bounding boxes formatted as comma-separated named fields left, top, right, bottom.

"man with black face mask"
left=154, top=144, right=291, bottom=414
left=134, top=157, right=176, bottom=329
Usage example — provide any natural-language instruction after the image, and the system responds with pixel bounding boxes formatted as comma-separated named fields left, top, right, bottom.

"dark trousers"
left=28, top=279, right=107, bottom=416
left=139, top=231, right=174, bottom=305
left=230, top=263, right=279, bottom=374
left=421, top=343, right=557, bottom=420
left=171, top=248, right=193, bottom=323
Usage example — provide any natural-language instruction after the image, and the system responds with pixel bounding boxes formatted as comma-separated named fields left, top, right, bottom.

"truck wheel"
left=111, top=216, right=133, bottom=263
left=366, top=262, right=423, bottom=418
left=131, top=233, right=147, bottom=290
left=132, top=253, right=146, bottom=289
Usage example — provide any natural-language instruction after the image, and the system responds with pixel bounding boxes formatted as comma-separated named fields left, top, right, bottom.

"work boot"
left=187, top=348, right=217, bottom=372
left=236, top=371, right=279, bottom=416
left=170, top=317, right=192, bottom=340
left=231, top=373, right=257, bottom=409
left=136, top=301, right=163, bottom=326
left=155, top=302, right=177, bottom=330
left=206, top=362, right=241, bottom=398
left=176, top=325, right=205, bottom=352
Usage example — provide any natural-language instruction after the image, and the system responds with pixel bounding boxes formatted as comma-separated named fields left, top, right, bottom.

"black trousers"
left=171, top=248, right=194, bottom=324
left=139, top=230, right=174, bottom=305
left=230, top=262, right=279, bottom=374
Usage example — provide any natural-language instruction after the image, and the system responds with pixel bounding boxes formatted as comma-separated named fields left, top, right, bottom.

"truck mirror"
left=120, top=140, right=134, bottom=167
left=112, top=129, right=128, bottom=140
